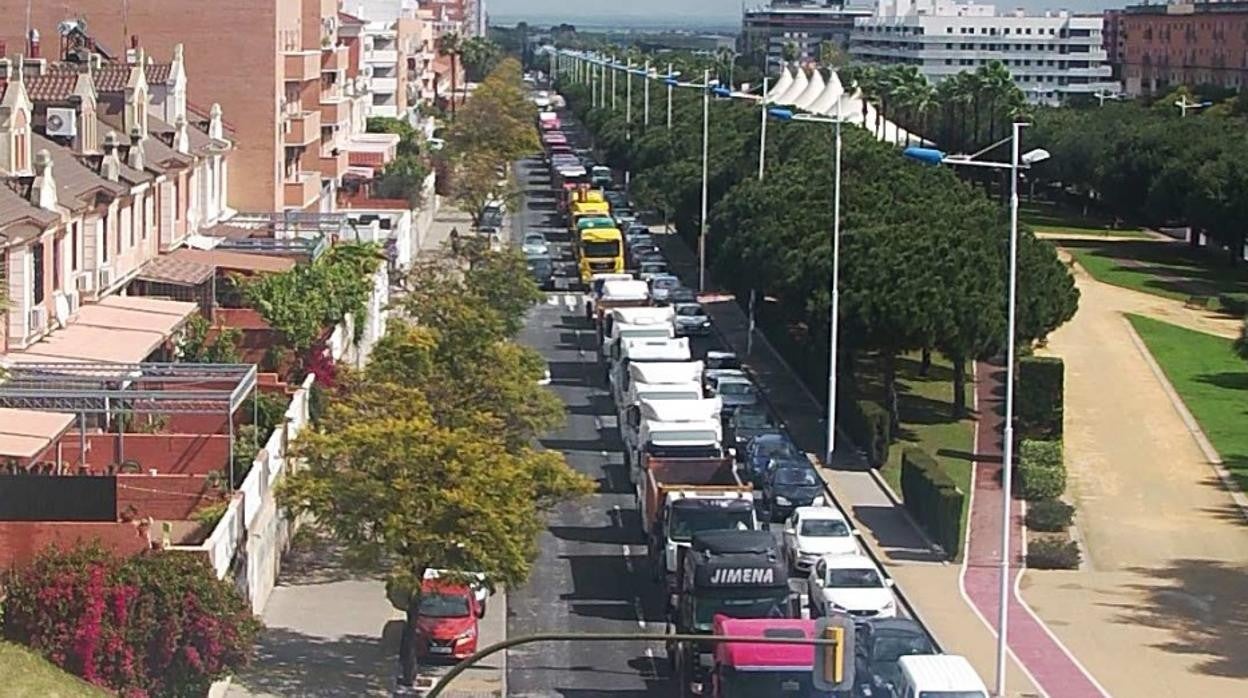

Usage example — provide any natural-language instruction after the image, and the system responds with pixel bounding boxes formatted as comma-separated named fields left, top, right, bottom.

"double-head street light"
left=904, top=130, right=1050, bottom=698
left=767, top=106, right=847, bottom=468
left=1175, top=96, right=1213, bottom=117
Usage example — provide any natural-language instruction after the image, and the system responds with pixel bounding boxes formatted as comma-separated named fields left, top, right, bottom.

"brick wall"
left=116, top=474, right=218, bottom=520
left=55, top=433, right=231, bottom=474
left=0, top=521, right=151, bottom=569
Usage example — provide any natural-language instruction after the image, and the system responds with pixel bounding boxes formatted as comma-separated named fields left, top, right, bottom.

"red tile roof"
left=338, top=11, right=366, bottom=26
left=91, top=64, right=132, bottom=92
left=25, top=72, right=79, bottom=101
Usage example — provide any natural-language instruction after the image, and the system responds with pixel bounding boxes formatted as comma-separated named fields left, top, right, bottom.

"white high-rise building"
left=850, top=0, right=1118, bottom=105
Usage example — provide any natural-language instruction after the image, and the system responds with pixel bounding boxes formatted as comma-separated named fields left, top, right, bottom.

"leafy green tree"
left=461, top=36, right=504, bottom=82
left=177, top=314, right=243, bottom=364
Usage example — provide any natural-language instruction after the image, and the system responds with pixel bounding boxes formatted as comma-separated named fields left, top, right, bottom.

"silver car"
left=672, top=302, right=711, bottom=336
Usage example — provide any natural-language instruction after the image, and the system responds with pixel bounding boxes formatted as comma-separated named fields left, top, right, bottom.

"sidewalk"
left=656, top=232, right=1040, bottom=696
left=1019, top=252, right=1248, bottom=697
left=965, top=361, right=1108, bottom=698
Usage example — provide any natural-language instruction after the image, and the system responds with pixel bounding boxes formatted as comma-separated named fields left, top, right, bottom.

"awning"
left=138, top=248, right=296, bottom=285
left=0, top=408, right=74, bottom=459
left=346, top=133, right=400, bottom=168
left=7, top=296, right=198, bottom=365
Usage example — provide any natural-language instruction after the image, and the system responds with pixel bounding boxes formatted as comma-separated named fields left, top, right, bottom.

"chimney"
left=30, top=149, right=58, bottom=211
left=101, top=131, right=121, bottom=181
left=127, top=127, right=145, bottom=170
left=126, top=35, right=140, bottom=65
left=27, top=29, right=39, bottom=59
left=173, top=116, right=189, bottom=154
left=208, top=102, right=224, bottom=140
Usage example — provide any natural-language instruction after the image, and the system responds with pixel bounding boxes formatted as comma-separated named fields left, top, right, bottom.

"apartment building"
left=0, top=0, right=372, bottom=213
left=355, top=1, right=440, bottom=117
left=1103, top=9, right=1126, bottom=79
left=1121, top=1, right=1248, bottom=95
left=849, top=0, right=1119, bottom=105
left=0, top=37, right=232, bottom=355
left=741, top=1, right=874, bottom=70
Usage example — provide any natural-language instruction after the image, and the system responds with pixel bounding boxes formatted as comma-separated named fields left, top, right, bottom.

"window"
left=52, top=235, right=61, bottom=292
left=101, top=213, right=110, bottom=263
left=70, top=221, right=79, bottom=271
left=31, top=241, right=45, bottom=305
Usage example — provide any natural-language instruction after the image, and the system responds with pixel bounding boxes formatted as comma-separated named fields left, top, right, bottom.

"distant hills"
left=490, top=13, right=740, bottom=35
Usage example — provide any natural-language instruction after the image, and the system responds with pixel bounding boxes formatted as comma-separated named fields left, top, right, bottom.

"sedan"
left=743, top=433, right=802, bottom=484
left=672, top=302, right=711, bottom=337
left=648, top=273, right=681, bottom=300
left=525, top=253, right=554, bottom=290
left=521, top=232, right=549, bottom=256
left=726, top=405, right=776, bottom=459
left=782, top=506, right=861, bottom=573
left=763, top=463, right=825, bottom=522
left=853, top=618, right=936, bottom=698
left=665, top=287, right=698, bottom=305
left=808, top=554, right=897, bottom=620
left=708, top=373, right=758, bottom=412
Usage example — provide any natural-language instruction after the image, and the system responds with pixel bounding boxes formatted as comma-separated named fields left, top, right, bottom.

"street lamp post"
left=903, top=130, right=1051, bottom=698
left=758, top=77, right=769, bottom=181
left=611, top=57, right=617, bottom=111
left=626, top=60, right=633, bottom=140
left=666, top=64, right=675, bottom=129
left=699, top=69, right=710, bottom=292
left=644, top=60, right=651, bottom=128
left=1175, top=96, right=1213, bottom=117
left=767, top=106, right=845, bottom=465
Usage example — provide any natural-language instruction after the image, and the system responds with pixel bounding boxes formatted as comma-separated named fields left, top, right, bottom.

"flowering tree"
left=2, top=545, right=260, bottom=697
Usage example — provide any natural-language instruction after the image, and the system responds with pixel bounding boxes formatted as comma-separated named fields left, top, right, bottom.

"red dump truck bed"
left=640, top=457, right=745, bottom=535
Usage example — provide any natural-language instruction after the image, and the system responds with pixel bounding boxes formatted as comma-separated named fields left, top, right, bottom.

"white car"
left=782, top=506, right=862, bottom=573
left=807, top=553, right=897, bottom=620
left=521, top=232, right=549, bottom=256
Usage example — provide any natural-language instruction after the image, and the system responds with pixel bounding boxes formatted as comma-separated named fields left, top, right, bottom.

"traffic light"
left=812, top=615, right=854, bottom=691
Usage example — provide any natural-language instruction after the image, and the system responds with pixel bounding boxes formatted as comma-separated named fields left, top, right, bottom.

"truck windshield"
left=645, top=443, right=721, bottom=459
left=692, top=593, right=788, bottom=629
left=919, top=693, right=988, bottom=698
left=584, top=241, right=621, bottom=257
left=720, top=669, right=833, bottom=697
left=669, top=508, right=754, bottom=542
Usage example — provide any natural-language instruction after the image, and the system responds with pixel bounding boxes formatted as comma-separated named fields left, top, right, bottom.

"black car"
left=853, top=618, right=936, bottom=698
left=604, top=190, right=629, bottom=209
left=726, top=405, right=777, bottom=461
left=628, top=242, right=662, bottom=263
left=762, top=463, right=823, bottom=522
left=525, top=254, right=554, bottom=290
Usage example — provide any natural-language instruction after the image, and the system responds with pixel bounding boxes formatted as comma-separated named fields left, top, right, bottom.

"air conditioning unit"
left=97, top=266, right=114, bottom=292
left=67, top=289, right=81, bottom=315
left=53, top=292, right=71, bottom=327
left=28, top=306, right=48, bottom=334
left=46, top=107, right=78, bottom=138
left=75, top=270, right=93, bottom=292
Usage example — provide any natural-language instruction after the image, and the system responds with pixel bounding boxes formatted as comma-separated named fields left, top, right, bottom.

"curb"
left=1122, top=316, right=1248, bottom=521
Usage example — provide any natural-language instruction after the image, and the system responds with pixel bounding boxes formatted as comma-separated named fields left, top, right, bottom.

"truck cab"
left=669, top=530, right=798, bottom=696
left=657, top=493, right=759, bottom=592
left=708, top=617, right=834, bottom=698
left=601, top=306, right=676, bottom=359
left=629, top=411, right=723, bottom=483
left=584, top=273, right=636, bottom=319
left=591, top=279, right=651, bottom=334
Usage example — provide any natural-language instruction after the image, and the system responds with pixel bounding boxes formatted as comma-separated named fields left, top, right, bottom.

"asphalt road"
left=506, top=154, right=673, bottom=697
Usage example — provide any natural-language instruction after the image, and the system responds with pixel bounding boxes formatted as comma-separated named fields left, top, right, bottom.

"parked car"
left=423, top=568, right=491, bottom=615
left=604, top=190, right=629, bottom=210
left=525, top=253, right=554, bottom=290
left=521, top=232, right=549, bottom=256
left=743, top=433, right=802, bottom=484
left=648, top=273, right=681, bottom=300
left=782, top=506, right=861, bottom=573
left=414, top=579, right=481, bottom=660
left=705, top=351, right=740, bottom=372
left=672, top=302, right=711, bottom=337
left=808, top=554, right=897, bottom=620
left=763, top=462, right=824, bottom=522
left=853, top=618, right=936, bottom=698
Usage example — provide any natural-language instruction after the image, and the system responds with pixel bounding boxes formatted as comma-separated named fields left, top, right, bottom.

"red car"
left=415, top=579, right=480, bottom=660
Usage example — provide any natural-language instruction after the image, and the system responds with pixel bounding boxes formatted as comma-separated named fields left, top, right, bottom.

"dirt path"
left=1022, top=253, right=1248, bottom=697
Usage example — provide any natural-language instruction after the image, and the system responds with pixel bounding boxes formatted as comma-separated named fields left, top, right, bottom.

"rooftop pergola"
left=0, top=362, right=258, bottom=483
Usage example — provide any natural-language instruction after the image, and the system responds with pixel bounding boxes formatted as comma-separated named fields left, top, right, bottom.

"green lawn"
left=1063, top=238, right=1248, bottom=304
left=1126, top=314, right=1248, bottom=491
left=1021, top=201, right=1150, bottom=239
left=856, top=353, right=976, bottom=558
left=0, top=642, right=110, bottom=698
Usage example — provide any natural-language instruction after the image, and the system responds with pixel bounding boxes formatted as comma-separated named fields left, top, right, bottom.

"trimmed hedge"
left=845, top=399, right=891, bottom=467
left=899, top=447, right=965, bottom=558
left=1017, top=356, right=1064, bottom=440
left=1025, top=499, right=1075, bottom=532
left=1027, top=538, right=1081, bottom=570
left=1217, top=292, right=1248, bottom=315
left=1018, top=439, right=1066, bottom=500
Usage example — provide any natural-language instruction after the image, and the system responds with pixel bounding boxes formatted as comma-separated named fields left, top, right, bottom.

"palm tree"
left=976, top=61, right=1014, bottom=145
left=716, top=47, right=737, bottom=87
left=888, top=65, right=928, bottom=144
left=898, top=78, right=936, bottom=146
left=853, top=65, right=879, bottom=135
left=781, top=41, right=800, bottom=64
left=438, top=32, right=463, bottom=117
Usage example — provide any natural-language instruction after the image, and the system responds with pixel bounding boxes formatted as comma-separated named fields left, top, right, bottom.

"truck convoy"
left=669, top=531, right=797, bottom=696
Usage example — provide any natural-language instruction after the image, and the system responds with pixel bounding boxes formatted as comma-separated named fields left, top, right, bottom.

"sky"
left=489, top=0, right=1125, bottom=30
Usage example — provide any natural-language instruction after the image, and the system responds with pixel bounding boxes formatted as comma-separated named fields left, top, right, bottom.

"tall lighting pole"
left=644, top=60, right=651, bottom=128
left=903, top=127, right=1050, bottom=698
left=699, top=69, right=710, bottom=292
left=758, top=77, right=769, bottom=181
left=626, top=60, right=633, bottom=140
left=611, top=57, right=617, bottom=110
left=666, top=63, right=674, bottom=129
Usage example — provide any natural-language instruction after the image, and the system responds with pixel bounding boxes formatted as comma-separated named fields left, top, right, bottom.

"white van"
left=895, top=655, right=989, bottom=698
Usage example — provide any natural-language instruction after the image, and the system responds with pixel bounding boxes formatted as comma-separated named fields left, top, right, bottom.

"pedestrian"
left=450, top=226, right=460, bottom=253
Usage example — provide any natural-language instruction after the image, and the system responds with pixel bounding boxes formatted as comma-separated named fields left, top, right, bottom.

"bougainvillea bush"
left=2, top=545, right=260, bottom=697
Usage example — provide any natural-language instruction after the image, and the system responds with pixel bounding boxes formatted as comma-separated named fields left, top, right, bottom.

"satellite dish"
left=47, top=113, right=65, bottom=131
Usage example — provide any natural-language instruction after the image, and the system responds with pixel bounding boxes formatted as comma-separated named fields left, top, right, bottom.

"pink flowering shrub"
left=3, top=545, right=260, bottom=697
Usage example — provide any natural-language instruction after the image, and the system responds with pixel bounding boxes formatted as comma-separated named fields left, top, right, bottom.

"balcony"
left=319, top=95, right=348, bottom=125
left=284, top=50, right=320, bottom=83
left=322, top=44, right=349, bottom=73
left=283, top=171, right=322, bottom=210
left=285, top=110, right=321, bottom=146
left=318, top=148, right=349, bottom=181
left=371, top=76, right=398, bottom=93
left=367, top=49, right=399, bottom=66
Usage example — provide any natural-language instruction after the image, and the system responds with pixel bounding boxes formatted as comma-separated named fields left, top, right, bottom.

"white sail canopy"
left=774, top=67, right=809, bottom=106
left=807, top=70, right=845, bottom=116
left=792, top=68, right=826, bottom=111
left=764, top=67, right=794, bottom=104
